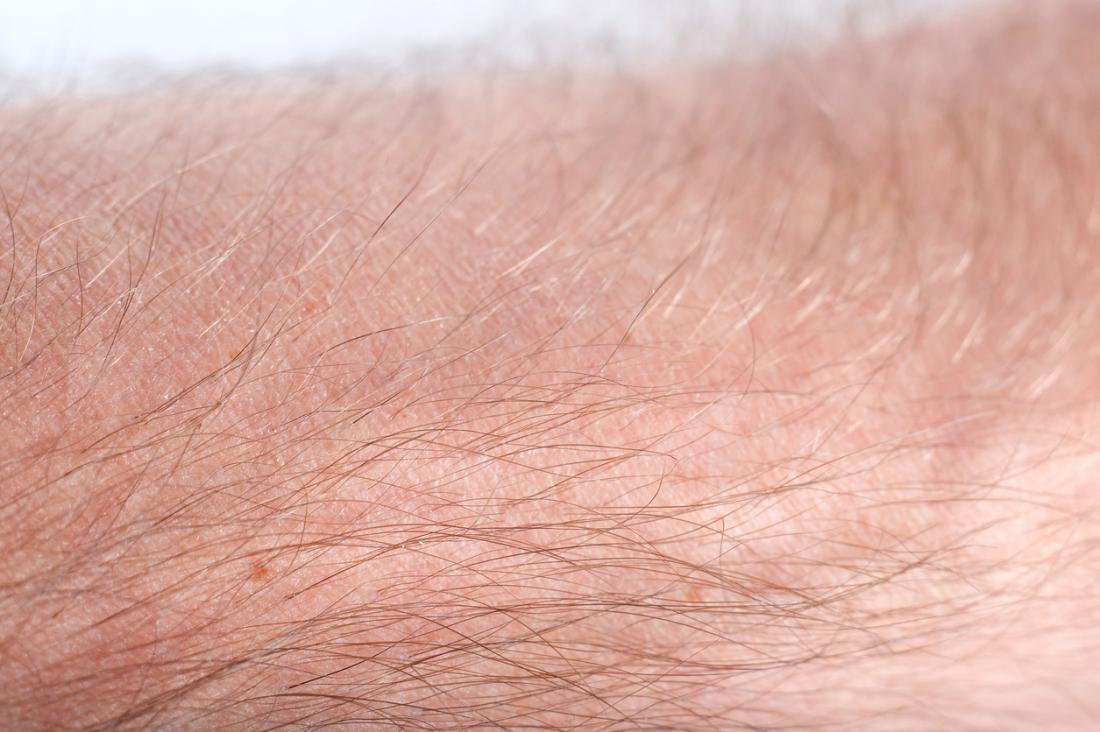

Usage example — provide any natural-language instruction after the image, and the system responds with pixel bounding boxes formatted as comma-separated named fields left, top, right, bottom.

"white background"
left=0, top=0, right=971, bottom=96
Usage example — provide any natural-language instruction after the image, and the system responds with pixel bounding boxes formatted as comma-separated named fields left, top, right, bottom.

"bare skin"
left=1, top=3, right=1099, bottom=729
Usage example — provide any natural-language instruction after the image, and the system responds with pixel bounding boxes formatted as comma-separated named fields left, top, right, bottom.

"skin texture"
left=2, top=2, right=1100, bottom=729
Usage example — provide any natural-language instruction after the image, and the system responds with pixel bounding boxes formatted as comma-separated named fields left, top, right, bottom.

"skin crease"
left=1, top=3, right=1100, bottom=730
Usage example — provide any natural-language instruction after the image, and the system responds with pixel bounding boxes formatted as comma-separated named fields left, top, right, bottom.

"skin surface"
left=2, top=3, right=1100, bottom=730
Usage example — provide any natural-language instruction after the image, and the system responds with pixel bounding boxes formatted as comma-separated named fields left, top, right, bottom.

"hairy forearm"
left=2, top=4, right=1100, bottom=730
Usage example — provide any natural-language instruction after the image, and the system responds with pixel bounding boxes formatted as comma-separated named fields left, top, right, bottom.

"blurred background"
left=0, top=0, right=973, bottom=98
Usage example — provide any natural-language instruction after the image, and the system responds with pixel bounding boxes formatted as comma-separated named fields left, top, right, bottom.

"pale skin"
left=2, top=3, right=1100, bottom=730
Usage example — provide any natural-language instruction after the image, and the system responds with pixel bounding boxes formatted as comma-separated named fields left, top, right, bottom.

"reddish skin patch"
left=248, top=561, right=272, bottom=583
left=683, top=584, right=704, bottom=604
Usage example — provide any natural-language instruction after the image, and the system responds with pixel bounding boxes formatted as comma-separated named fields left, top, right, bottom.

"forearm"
left=2, top=4, right=1100, bottom=729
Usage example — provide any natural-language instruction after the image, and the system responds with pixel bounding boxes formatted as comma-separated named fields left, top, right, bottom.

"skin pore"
left=2, top=2, right=1100, bottom=729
